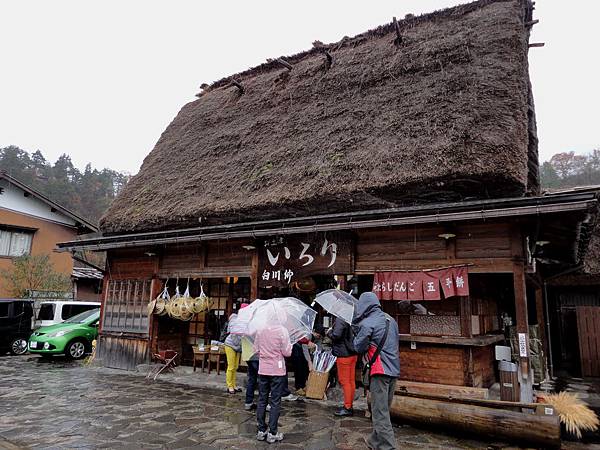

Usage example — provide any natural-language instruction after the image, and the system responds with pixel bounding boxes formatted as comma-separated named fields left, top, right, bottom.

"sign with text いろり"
left=258, top=234, right=353, bottom=288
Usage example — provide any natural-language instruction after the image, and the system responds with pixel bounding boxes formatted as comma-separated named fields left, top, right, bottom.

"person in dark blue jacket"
left=353, top=292, right=400, bottom=450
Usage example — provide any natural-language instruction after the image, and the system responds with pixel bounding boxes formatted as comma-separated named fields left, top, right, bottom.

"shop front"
left=61, top=191, right=597, bottom=399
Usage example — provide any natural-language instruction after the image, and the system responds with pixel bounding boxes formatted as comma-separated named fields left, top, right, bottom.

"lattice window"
left=103, top=279, right=151, bottom=333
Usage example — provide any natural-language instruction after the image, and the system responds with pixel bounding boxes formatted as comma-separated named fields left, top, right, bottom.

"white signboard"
left=518, top=333, right=528, bottom=357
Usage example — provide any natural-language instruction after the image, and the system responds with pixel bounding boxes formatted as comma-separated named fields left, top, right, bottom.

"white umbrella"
left=230, top=297, right=316, bottom=344
left=312, top=289, right=356, bottom=324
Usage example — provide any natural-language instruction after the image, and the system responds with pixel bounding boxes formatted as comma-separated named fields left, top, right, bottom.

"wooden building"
left=0, top=172, right=98, bottom=298
left=58, top=0, right=595, bottom=402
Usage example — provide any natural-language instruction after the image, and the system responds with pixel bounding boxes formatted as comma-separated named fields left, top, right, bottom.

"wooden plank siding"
left=355, top=222, right=514, bottom=273
left=576, top=306, right=600, bottom=377
left=158, top=241, right=253, bottom=278
left=399, top=343, right=495, bottom=387
left=97, top=334, right=149, bottom=371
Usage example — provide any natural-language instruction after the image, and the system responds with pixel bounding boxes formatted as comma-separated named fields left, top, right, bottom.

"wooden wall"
left=399, top=343, right=495, bottom=388
left=96, top=334, right=149, bottom=371
left=355, top=222, right=514, bottom=273
left=158, top=240, right=253, bottom=278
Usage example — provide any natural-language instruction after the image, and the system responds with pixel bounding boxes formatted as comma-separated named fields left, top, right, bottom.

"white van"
left=35, top=301, right=101, bottom=328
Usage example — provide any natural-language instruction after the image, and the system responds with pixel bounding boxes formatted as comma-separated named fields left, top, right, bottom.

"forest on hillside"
left=0, top=146, right=130, bottom=224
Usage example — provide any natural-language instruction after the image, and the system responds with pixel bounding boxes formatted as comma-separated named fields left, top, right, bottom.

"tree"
left=0, top=254, right=71, bottom=298
left=540, top=161, right=561, bottom=188
left=549, top=152, right=577, bottom=178
left=0, top=145, right=129, bottom=223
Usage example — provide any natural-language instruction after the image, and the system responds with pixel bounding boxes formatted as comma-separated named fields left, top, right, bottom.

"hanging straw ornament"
left=168, top=283, right=183, bottom=319
left=179, top=279, right=194, bottom=321
left=154, top=280, right=170, bottom=316
left=193, top=282, right=210, bottom=313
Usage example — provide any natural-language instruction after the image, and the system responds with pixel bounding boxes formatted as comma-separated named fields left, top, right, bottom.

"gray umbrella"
left=312, top=289, right=357, bottom=324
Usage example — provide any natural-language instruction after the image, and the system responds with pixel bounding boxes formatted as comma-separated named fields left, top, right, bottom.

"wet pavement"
left=0, top=355, right=590, bottom=449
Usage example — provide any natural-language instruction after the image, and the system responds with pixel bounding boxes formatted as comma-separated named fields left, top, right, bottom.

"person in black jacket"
left=328, top=317, right=357, bottom=416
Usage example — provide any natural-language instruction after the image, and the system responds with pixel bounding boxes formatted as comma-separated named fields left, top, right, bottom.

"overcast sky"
left=0, top=1, right=598, bottom=174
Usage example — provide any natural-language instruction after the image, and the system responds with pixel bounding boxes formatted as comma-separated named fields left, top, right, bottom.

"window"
left=0, top=303, right=9, bottom=318
left=37, top=303, right=55, bottom=320
left=61, top=304, right=99, bottom=320
left=102, top=279, right=151, bottom=333
left=0, top=229, right=33, bottom=257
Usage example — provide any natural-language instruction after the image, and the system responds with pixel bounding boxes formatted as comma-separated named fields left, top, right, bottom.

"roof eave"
left=57, top=193, right=598, bottom=252
left=0, top=172, right=99, bottom=233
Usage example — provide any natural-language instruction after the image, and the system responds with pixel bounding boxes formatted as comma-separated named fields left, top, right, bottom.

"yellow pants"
left=225, top=346, right=240, bottom=389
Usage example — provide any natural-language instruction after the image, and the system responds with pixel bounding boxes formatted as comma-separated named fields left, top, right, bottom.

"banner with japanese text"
left=372, top=266, right=469, bottom=301
left=258, top=233, right=353, bottom=288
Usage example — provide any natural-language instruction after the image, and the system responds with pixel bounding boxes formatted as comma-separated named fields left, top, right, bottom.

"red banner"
left=372, top=267, right=469, bottom=301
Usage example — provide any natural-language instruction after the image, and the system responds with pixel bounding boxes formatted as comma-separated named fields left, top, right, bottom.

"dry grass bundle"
left=539, top=392, right=599, bottom=439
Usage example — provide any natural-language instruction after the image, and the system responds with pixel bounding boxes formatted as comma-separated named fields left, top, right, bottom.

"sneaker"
left=266, top=432, right=284, bottom=443
left=334, top=407, right=354, bottom=417
left=256, top=430, right=267, bottom=441
left=295, top=388, right=306, bottom=396
left=282, top=394, right=298, bottom=401
left=244, top=403, right=256, bottom=411
left=235, top=387, right=242, bottom=392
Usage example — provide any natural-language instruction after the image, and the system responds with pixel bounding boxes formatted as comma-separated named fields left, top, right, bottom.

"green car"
left=29, top=308, right=100, bottom=359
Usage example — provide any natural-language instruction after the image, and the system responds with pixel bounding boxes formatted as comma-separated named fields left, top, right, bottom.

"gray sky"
left=1, top=0, right=598, bottom=174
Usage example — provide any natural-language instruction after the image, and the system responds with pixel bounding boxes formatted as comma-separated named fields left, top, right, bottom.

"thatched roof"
left=101, top=0, right=538, bottom=234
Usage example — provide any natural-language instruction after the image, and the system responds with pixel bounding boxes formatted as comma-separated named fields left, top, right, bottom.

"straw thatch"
left=101, top=0, right=538, bottom=234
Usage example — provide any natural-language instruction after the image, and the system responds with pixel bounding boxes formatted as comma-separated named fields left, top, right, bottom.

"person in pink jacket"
left=253, top=324, right=292, bottom=444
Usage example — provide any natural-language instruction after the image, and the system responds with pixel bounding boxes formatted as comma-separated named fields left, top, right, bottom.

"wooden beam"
left=355, top=257, right=515, bottom=274
left=393, top=16, right=402, bottom=46
left=535, top=286, right=549, bottom=365
left=511, top=227, right=533, bottom=401
left=390, top=395, right=560, bottom=449
left=250, top=250, right=259, bottom=300
left=324, top=51, right=333, bottom=69
left=275, top=58, right=293, bottom=70
left=230, top=79, right=244, bottom=94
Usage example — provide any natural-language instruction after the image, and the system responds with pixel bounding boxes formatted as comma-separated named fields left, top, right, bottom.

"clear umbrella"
left=312, top=289, right=357, bottom=324
left=230, top=297, right=316, bottom=344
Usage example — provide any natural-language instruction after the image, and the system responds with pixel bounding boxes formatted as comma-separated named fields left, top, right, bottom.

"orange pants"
left=336, top=355, right=358, bottom=409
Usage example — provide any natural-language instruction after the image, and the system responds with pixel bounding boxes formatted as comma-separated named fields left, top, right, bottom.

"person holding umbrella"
left=254, top=313, right=293, bottom=444
left=328, top=317, right=357, bottom=416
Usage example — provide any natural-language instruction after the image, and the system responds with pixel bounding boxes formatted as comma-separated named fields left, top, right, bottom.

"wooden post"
left=250, top=249, right=259, bottom=301
left=535, top=286, right=549, bottom=368
left=460, top=297, right=473, bottom=338
left=511, top=226, right=532, bottom=402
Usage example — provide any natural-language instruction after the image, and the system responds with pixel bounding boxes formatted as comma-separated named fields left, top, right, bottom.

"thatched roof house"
left=101, top=0, right=538, bottom=234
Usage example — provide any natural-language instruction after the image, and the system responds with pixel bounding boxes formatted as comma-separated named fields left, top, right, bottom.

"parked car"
left=0, top=299, right=34, bottom=355
left=29, top=308, right=100, bottom=359
left=35, top=300, right=100, bottom=328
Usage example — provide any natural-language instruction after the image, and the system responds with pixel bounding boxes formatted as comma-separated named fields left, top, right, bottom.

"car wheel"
left=66, top=340, right=87, bottom=360
left=10, top=338, right=28, bottom=355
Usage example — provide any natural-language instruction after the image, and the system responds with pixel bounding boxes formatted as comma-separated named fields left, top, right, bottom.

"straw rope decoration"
left=538, top=392, right=599, bottom=439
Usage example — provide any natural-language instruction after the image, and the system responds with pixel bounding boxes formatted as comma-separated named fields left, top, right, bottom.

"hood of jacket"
left=354, top=292, right=382, bottom=322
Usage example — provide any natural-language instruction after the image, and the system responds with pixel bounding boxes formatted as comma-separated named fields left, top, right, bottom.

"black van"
left=0, top=299, right=34, bottom=355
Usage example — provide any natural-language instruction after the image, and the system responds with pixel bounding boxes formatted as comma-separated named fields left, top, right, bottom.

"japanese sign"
left=258, top=233, right=353, bottom=288
left=518, top=332, right=528, bottom=357
left=372, top=266, right=470, bottom=301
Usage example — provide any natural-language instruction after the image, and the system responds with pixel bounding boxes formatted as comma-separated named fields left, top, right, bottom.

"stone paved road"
left=0, top=355, right=508, bottom=449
